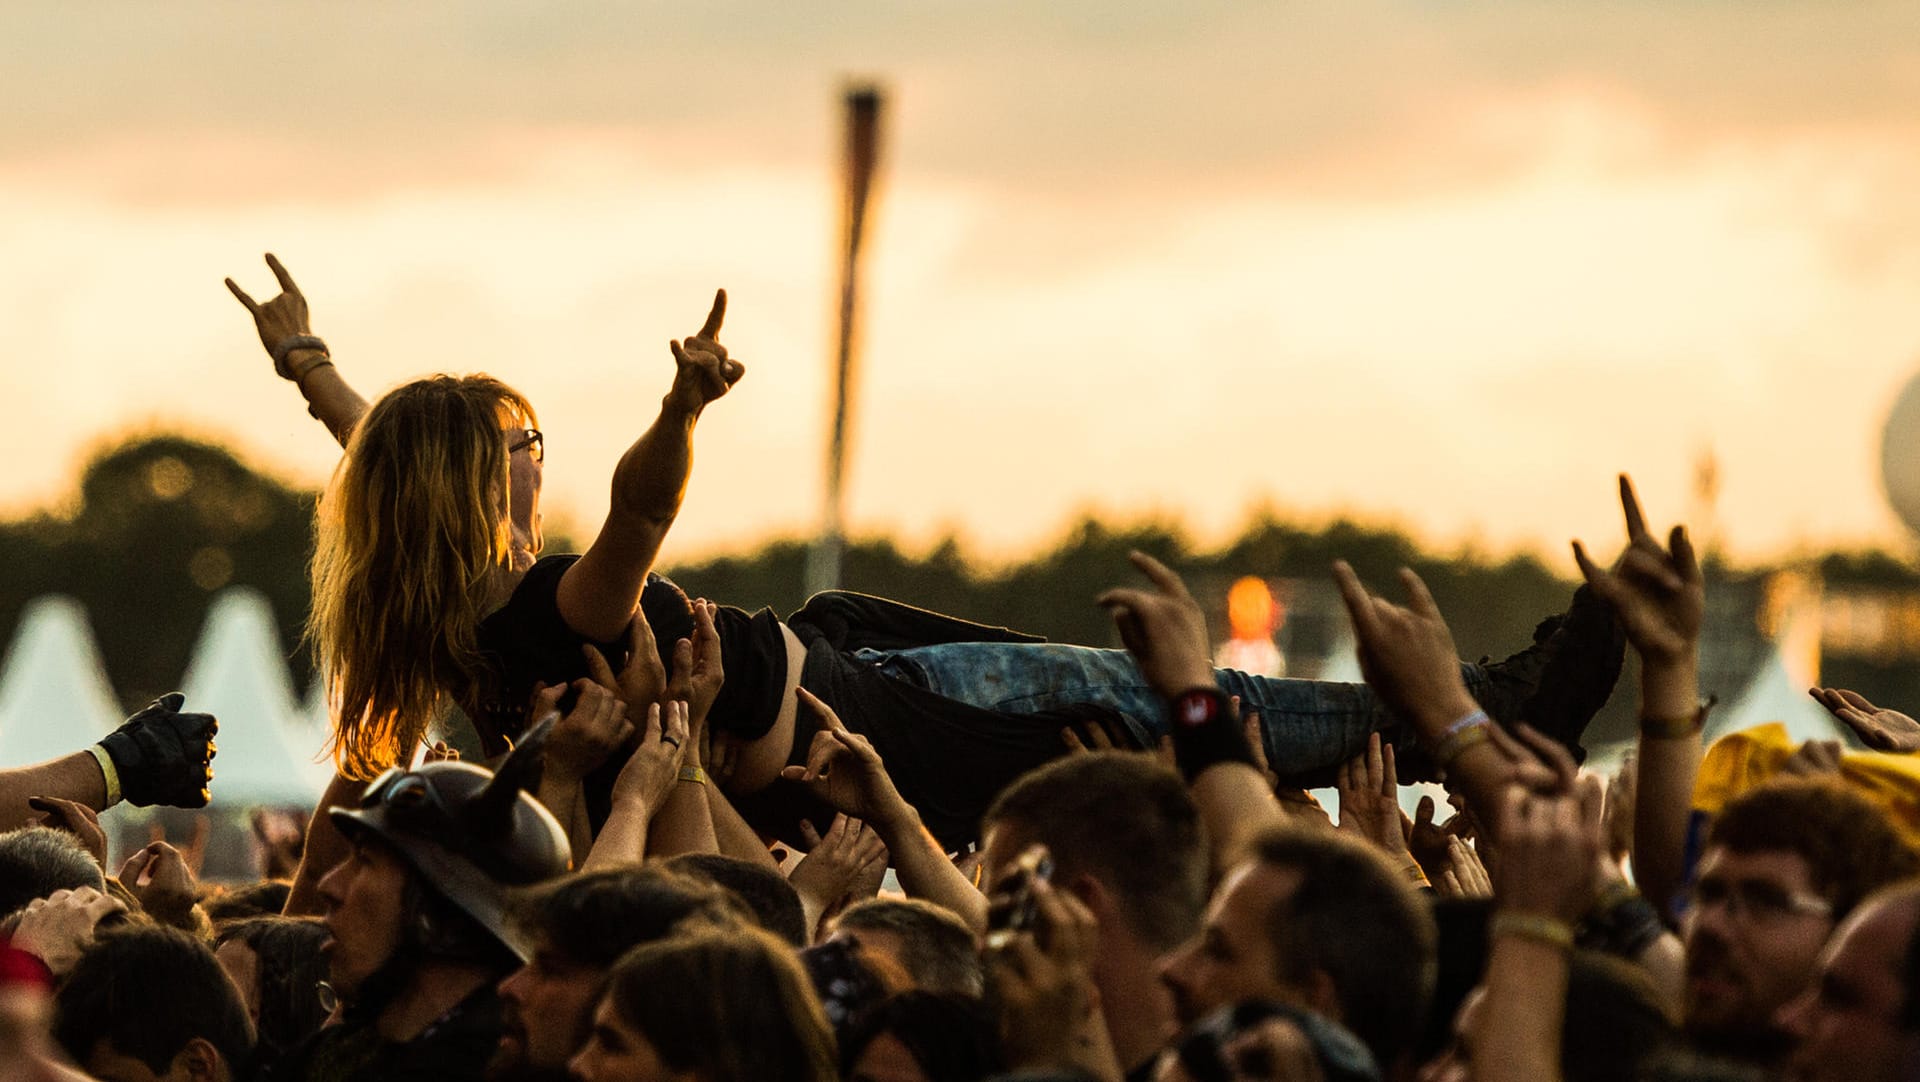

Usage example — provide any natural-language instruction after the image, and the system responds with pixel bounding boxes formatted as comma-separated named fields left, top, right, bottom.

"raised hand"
left=1330, top=561, right=1476, bottom=735
left=225, top=253, right=328, bottom=380
left=1491, top=775, right=1604, bottom=923
left=986, top=858, right=1117, bottom=1080
left=534, top=676, right=632, bottom=785
left=10, top=887, right=126, bottom=977
left=608, top=701, right=691, bottom=813
left=1436, top=835, right=1493, bottom=899
left=1096, top=551, right=1215, bottom=698
left=1335, top=733, right=1410, bottom=858
left=788, top=813, right=889, bottom=939
left=779, top=689, right=909, bottom=828
left=98, top=694, right=218, bottom=808
left=1571, top=476, right=1703, bottom=666
left=119, top=840, right=201, bottom=930
left=28, top=796, right=106, bottom=868
left=585, top=610, right=670, bottom=719
left=665, top=290, right=745, bottom=414
left=1810, top=687, right=1920, bottom=753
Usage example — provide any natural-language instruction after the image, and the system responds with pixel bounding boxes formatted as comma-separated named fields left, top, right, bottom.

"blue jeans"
left=853, top=642, right=1492, bottom=779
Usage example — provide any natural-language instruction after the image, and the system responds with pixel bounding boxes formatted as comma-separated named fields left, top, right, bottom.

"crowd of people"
left=1, top=253, right=1918, bottom=1081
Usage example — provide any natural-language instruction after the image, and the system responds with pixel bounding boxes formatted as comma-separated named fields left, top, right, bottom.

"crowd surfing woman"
left=228, top=255, right=1621, bottom=900
left=227, top=255, right=745, bottom=909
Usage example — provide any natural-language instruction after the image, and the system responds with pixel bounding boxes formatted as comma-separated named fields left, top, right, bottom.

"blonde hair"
left=309, top=375, right=537, bottom=779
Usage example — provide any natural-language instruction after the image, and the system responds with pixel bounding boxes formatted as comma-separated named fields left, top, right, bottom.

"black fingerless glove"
left=96, top=693, right=218, bottom=808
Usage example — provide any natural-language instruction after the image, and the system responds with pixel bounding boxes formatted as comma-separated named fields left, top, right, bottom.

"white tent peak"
left=180, top=587, right=331, bottom=805
left=0, top=596, right=124, bottom=767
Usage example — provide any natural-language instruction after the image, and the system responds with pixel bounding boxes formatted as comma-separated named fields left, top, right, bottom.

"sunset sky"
left=7, top=2, right=1920, bottom=571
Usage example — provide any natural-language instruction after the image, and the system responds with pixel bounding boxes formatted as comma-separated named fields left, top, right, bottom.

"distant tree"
left=0, top=434, right=316, bottom=710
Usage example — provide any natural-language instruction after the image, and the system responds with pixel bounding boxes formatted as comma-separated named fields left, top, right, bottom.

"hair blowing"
left=309, top=375, right=535, bottom=778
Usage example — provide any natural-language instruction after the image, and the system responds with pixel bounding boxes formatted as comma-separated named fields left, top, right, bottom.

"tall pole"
left=807, top=84, right=884, bottom=596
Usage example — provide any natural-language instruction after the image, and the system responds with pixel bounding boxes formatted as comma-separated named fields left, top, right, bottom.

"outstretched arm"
left=556, top=290, right=744, bottom=642
left=226, top=253, right=370, bottom=446
left=781, top=688, right=989, bottom=933
left=1098, top=552, right=1283, bottom=873
left=1571, top=475, right=1704, bottom=919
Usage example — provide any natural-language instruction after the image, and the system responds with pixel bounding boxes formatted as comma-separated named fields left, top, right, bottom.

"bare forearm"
left=584, top=797, right=651, bottom=871
left=288, top=351, right=370, bottom=448
left=874, top=802, right=987, bottom=934
left=707, top=784, right=779, bottom=870
left=1475, top=936, right=1569, bottom=1082
left=644, top=777, right=719, bottom=860
left=0, top=753, right=108, bottom=830
left=1633, top=655, right=1702, bottom=917
left=1190, top=764, right=1285, bottom=875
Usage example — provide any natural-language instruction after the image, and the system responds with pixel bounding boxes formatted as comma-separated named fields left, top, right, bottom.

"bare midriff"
left=726, top=621, right=810, bottom=794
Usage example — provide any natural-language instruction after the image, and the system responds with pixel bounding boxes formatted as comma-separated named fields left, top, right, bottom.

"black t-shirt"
left=471, top=554, right=789, bottom=751
left=469, top=554, right=788, bottom=827
left=265, top=986, right=504, bottom=1082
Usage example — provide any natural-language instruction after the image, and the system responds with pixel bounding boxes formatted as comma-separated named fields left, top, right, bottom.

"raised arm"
left=1098, top=551, right=1282, bottom=872
left=555, top=290, right=744, bottom=642
left=225, top=253, right=370, bottom=446
left=1571, top=475, right=1704, bottom=919
left=781, top=688, right=989, bottom=933
left=1330, top=561, right=1555, bottom=847
left=0, top=695, right=216, bottom=830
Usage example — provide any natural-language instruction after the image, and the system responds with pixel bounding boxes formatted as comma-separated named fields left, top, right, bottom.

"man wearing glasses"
left=1679, top=778, right=1920, bottom=1069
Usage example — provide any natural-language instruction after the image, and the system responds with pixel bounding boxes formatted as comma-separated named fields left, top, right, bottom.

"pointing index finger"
left=1127, top=550, right=1193, bottom=601
left=696, top=288, right=726, bottom=340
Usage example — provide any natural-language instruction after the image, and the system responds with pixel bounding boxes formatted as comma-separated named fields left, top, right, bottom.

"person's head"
left=1682, top=779, right=1920, bottom=1056
left=1159, top=826, right=1437, bottom=1072
left=839, top=992, right=1002, bottom=1082
left=1419, top=949, right=1674, bottom=1082
left=53, top=925, right=253, bottom=1082
left=664, top=853, right=808, bottom=948
left=212, top=917, right=329, bottom=1071
left=570, top=926, right=837, bottom=1082
left=1777, top=879, right=1920, bottom=1082
left=318, top=736, right=571, bottom=1012
left=0, top=826, right=104, bottom=917
left=829, top=898, right=983, bottom=999
left=981, top=752, right=1207, bottom=954
left=495, top=867, right=744, bottom=1077
left=311, top=373, right=540, bottom=778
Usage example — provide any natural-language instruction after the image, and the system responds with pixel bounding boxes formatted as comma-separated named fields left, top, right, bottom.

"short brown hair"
left=1248, top=827, right=1437, bottom=1070
left=1707, top=779, right=1920, bottom=921
left=983, top=752, right=1206, bottom=950
left=833, top=897, right=982, bottom=998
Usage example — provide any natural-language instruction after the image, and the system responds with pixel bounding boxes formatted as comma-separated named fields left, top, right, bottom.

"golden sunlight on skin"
left=5, top=6, right=1920, bottom=566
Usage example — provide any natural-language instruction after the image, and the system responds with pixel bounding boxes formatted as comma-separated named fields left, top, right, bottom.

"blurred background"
left=5, top=1, right=1920, bottom=874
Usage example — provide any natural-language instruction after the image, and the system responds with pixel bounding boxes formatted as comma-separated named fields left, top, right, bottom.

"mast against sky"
left=806, top=84, right=885, bottom=596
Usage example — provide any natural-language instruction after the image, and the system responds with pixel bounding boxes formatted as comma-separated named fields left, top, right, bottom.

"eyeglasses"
left=1680, top=877, right=1833, bottom=925
left=507, top=428, right=544, bottom=464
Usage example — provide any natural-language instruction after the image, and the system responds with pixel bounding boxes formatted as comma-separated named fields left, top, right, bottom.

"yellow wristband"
left=1401, top=857, right=1430, bottom=887
left=1490, top=911, right=1575, bottom=952
left=677, top=765, right=708, bottom=786
left=86, top=744, right=122, bottom=807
